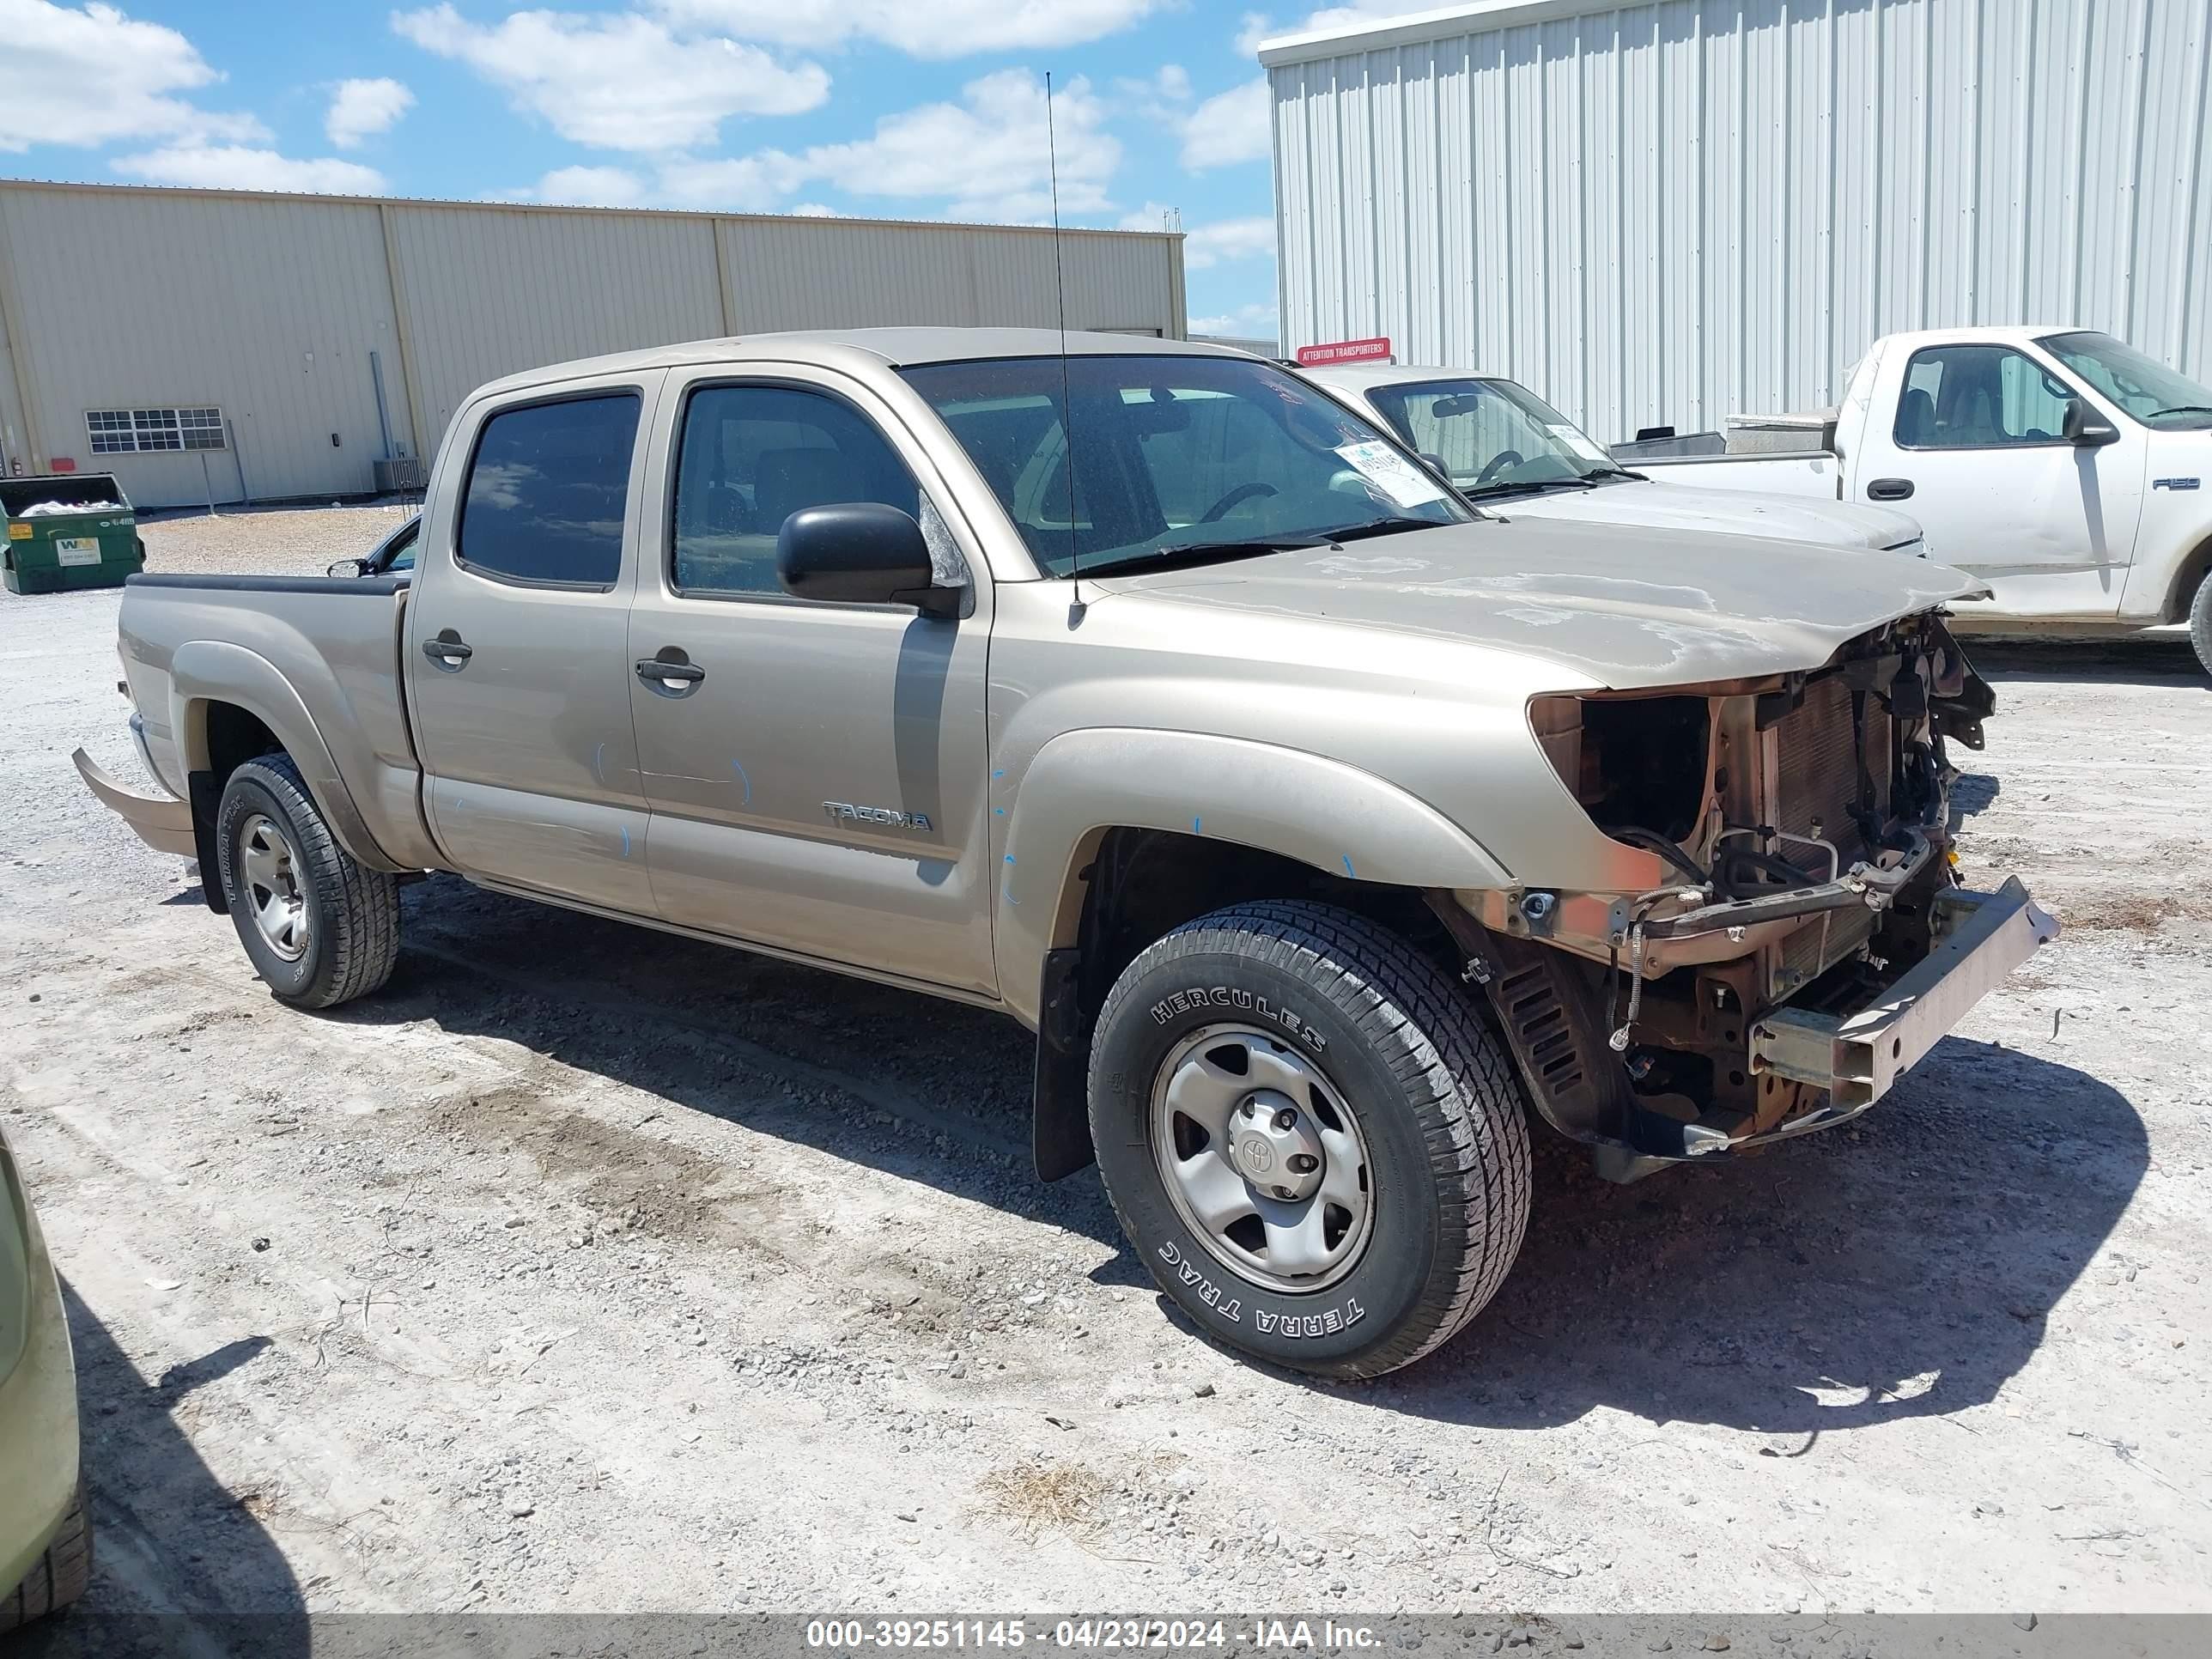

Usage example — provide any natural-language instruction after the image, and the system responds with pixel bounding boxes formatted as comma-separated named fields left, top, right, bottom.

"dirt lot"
left=3, top=505, right=2208, bottom=1635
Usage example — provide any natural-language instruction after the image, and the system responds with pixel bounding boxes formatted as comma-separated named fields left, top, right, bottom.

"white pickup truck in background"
left=1632, top=326, right=2212, bottom=672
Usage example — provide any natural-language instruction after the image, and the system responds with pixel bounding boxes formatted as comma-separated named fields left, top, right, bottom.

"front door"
left=404, top=378, right=659, bottom=915
left=625, top=368, right=996, bottom=996
left=1855, top=341, right=2145, bottom=617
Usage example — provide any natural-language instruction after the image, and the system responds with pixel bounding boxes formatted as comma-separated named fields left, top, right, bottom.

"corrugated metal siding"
left=0, top=186, right=401, bottom=502
left=1269, top=0, right=2212, bottom=443
left=387, top=204, right=725, bottom=447
left=0, top=181, right=1184, bottom=507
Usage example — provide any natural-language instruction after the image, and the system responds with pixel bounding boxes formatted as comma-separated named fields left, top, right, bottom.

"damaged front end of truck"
left=1441, top=613, right=2057, bottom=1180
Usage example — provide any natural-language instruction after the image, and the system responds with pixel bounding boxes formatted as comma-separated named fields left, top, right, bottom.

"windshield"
left=2037, top=331, right=2212, bottom=430
left=899, top=355, right=1472, bottom=577
left=1364, top=377, right=1623, bottom=492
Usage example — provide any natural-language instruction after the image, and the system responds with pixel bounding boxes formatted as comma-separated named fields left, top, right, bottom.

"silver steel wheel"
left=238, top=811, right=311, bottom=962
left=1151, top=1024, right=1374, bottom=1293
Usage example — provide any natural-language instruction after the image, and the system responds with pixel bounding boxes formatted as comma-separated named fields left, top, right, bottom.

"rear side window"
left=459, top=392, right=641, bottom=586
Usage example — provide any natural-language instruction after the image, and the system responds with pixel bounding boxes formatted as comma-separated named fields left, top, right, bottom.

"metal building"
left=1263, top=0, right=2212, bottom=442
left=0, top=180, right=1187, bottom=507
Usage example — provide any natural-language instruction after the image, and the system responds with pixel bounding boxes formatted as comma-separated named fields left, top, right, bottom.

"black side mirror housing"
left=2063, top=398, right=2120, bottom=447
left=777, top=502, right=952, bottom=616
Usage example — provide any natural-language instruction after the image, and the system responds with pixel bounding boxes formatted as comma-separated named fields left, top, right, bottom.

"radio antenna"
left=1046, top=70, right=1081, bottom=606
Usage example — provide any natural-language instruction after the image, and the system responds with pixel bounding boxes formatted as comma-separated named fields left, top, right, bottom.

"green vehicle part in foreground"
left=0, top=1121, right=88, bottom=1632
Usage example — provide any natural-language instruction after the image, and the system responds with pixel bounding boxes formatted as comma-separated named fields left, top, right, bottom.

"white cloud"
left=797, top=70, right=1120, bottom=222
left=529, top=164, right=649, bottom=207
left=325, top=76, right=414, bottom=148
left=1119, top=206, right=1273, bottom=267
left=0, top=0, right=267, bottom=153
left=392, top=3, right=829, bottom=152
left=1183, top=215, right=1274, bottom=270
left=791, top=202, right=837, bottom=217
left=655, top=151, right=805, bottom=210
left=1237, top=3, right=1410, bottom=58
left=649, top=0, right=1164, bottom=58
left=1180, top=76, right=1269, bottom=170
left=1189, top=301, right=1279, bottom=339
left=112, top=143, right=386, bottom=194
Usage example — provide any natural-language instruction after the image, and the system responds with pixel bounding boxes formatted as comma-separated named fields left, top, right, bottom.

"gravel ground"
left=1, top=545, right=2208, bottom=1643
left=136, top=501, right=417, bottom=579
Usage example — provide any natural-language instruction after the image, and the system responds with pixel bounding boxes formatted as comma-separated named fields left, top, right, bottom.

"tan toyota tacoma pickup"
left=80, top=329, right=2057, bottom=1379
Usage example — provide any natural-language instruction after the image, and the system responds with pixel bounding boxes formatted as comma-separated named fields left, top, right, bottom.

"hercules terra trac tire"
left=0, top=1480, right=91, bottom=1632
left=1088, top=901, right=1531, bottom=1379
left=216, top=753, right=400, bottom=1010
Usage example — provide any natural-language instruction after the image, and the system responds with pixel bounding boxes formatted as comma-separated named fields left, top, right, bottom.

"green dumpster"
left=2, top=474, right=143, bottom=595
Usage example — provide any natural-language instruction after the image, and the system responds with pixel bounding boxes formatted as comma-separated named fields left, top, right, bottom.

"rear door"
left=404, top=374, right=661, bottom=914
left=624, top=364, right=996, bottom=996
left=1852, top=341, right=2145, bottom=616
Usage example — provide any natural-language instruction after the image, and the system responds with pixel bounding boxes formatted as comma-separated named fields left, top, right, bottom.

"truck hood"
left=1501, top=478, right=1923, bottom=550
left=1093, top=516, right=1986, bottom=690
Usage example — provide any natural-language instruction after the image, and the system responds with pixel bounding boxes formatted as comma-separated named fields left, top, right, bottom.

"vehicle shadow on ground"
left=17, top=1287, right=306, bottom=1659
left=1362, top=1037, right=2145, bottom=1437
left=319, top=880, right=2138, bottom=1436
left=1970, top=637, right=2203, bottom=686
left=323, top=878, right=1134, bottom=1263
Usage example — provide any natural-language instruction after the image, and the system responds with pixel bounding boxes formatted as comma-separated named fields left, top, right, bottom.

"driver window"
left=672, top=384, right=946, bottom=597
left=1895, top=345, right=2075, bottom=447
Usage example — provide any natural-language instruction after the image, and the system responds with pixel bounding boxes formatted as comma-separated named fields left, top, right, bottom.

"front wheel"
left=1088, top=901, right=1531, bottom=1379
left=216, top=754, right=400, bottom=1009
left=2190, top=572, right=2212, bottom=678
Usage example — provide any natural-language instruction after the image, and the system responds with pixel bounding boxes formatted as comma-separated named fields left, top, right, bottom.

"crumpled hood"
left=1094, top=516, right=1986, bottom=690
left=1504, top=479, right=1923, bottom=550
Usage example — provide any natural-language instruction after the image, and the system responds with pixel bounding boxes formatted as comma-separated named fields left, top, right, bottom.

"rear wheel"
left=0, top=1480, right=91, bottom=1632
left=1088, top=901, right=1531, bottom=1379
left=216, top=754, right=400, bottom=1009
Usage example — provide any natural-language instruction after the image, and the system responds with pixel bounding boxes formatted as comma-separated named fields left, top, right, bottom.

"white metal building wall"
left=0, top=181, right=1186, bottom=507
left=1264, top=0, right=2212, bottom=443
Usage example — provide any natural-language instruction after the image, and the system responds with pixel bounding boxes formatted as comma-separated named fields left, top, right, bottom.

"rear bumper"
left=74, top=734, right=195, bottom=858
left=1747, top=878, right=2059, bottom=1124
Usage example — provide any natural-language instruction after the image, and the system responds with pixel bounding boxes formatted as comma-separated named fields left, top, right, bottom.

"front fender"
left=994, top=727, right=1514, bottom=1026
left=170, top=640, right=404, bottom=872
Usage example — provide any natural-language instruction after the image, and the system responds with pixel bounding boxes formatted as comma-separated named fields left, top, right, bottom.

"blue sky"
left=0, top=1, right=1403, bottom=339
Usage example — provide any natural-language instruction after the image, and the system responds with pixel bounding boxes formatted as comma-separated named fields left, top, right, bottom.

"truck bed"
left=1631, top=448, right=1850, bottom=500
left=116, top=572, right=436, bottom=872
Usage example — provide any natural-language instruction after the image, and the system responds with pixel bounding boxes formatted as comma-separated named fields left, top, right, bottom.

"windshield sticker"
left=1547, top=423, right=1611, bottom=463
left=1333, top=441, right=1449, bottom=508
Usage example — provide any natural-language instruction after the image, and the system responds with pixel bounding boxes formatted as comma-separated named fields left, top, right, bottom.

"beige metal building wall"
left=0, top=185, right=404, bottom=504
left=1262, top=0, right=2212, bottom=444
left=0, top=180, right=1187, bottom=507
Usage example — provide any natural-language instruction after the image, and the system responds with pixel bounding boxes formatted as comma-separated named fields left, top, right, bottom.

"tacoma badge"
left=822, top=801, right=933, bottom=831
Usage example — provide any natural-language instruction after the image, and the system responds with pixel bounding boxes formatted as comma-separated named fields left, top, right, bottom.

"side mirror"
left=2063, top=398, right=2120, bottom=447
left=326, top=557, right=368, bottom=578
left=777, top=502, right=951, bottom=617
left=1417, top=451, right=1450, bottom=479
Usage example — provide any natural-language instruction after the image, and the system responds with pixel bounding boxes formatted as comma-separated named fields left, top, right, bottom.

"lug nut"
left=1288, top=1153, right=1319, bottom=1174
left=1273, top=1108, right=1297, bottom=1131
left=1273, top=1186, right=1296, bottom=1200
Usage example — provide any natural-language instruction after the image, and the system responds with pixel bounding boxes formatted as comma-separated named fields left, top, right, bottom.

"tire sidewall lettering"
left=1097, top=946, right=1440, bottom=1365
